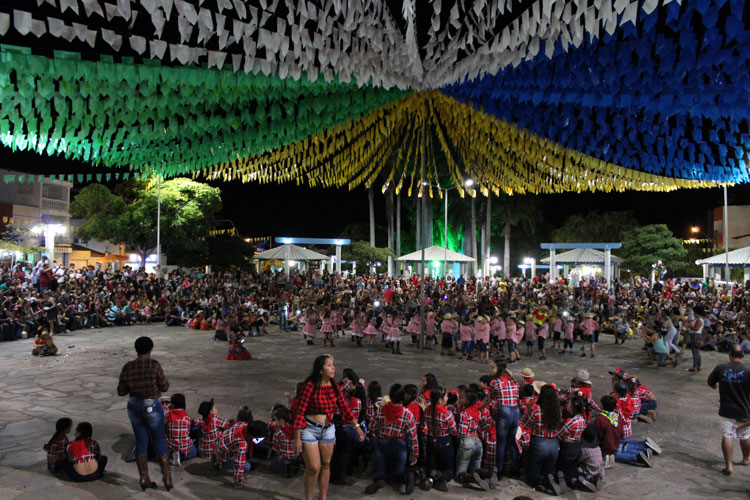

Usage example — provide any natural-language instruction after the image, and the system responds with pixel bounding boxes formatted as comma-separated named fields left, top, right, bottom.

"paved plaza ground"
left=1, top=324, right=749, bottom=500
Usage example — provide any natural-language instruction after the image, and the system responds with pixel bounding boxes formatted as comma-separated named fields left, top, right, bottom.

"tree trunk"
left=480, top=222, right=486, bottom=277
left=486, top=193, right=492, bottom=276
left=470, top=196, right=477, bottom=275
left=416, top=195, right=421, bottom=275
left=504, top=223, right=511, bottom=277
left=368, top=186, right=375, bottom=248
left=396, top=193, right=401, bottom=257
left=423, top=194, right=433, bottom=248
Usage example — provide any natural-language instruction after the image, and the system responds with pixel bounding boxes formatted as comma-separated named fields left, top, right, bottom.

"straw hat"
left=584, top=312, right=594, bottom=319
left=443, top=313, right=453, bottom=320
left=532, top=381, right=547, bottom=394
left=520, top=367, right=535, bottom=378
left=427, top=311, right=435, bottom=317
left=526, top=314, right=534, bottom=321
left=572, top=368, right=592, bottom=385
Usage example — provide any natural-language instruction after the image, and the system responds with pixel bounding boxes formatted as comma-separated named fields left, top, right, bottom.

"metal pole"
left=419, top=99, right=426, bottom=352
left=724, top=185, right=730, bottom=285
left=444, top=188, right=448, bottom=278
left=156, top=173, right=161, bottom=270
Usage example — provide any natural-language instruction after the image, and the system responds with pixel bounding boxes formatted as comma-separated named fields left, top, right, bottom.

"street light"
left=523, top=257, right=536, bottom=279
left=690, top=226, right=700, bottom=234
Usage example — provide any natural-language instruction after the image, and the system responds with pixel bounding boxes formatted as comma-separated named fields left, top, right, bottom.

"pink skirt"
left=320, top=322, right=334, bottom=333
left=364, top=326, right=379, bottom=336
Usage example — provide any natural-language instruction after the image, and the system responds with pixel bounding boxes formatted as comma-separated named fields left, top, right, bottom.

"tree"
left=342, top=240, right=395, bottom=272
left=620, top=224, right=687, bottom=276
left=206, top=235, right=255, bottom=272
left=70, top=178, right=222, bottom=267
left=551, top=211, right=638, bottom=243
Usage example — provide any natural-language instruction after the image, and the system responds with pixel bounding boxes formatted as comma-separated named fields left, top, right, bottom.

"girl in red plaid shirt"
left=165, top=393, right=198, bottom=465
left=455, top=389, right=491, bottom=490
left=423, top=387, right=457, bottom=492
left=523, top=384, right=565, bottom=495
left=196, top=399, right=231, bottom=459
left=44, top=417, right=71, bottom=473
left=65, top=422, right=108, bottom=482
left=270, top=407, right=300, bottom=477
left=214, top=406, right=254, bottom=489
left=557, top=396, right=588, bottom=488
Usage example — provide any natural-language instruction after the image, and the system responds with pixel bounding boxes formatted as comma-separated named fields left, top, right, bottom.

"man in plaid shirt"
left=365, top=387, right=418, bottom=495
left=489, top=361, right=520, bottom=481
left=165, top=394, right=198, bottom=465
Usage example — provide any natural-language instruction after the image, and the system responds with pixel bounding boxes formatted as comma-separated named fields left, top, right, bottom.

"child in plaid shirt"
left=166, top=393, right=198, bottom=465
left=270, top=407, right=299, bottom=477
left=65, top=422, right=108, bottom=482
left=196, top=399, right=231, bottom=459
left=44, top=417, right=71, bottom=473
left=214, top=406, right=254, bottom=489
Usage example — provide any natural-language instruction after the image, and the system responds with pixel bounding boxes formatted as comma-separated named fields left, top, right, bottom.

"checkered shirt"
left=489, top=376, right=519, bottom=414
left=558, top=415, right=587, bottom=441
left=616, top=395, right=634, bottom=438
left=422, top=406, right=457, bottom=437
left=347, top=397, right=362, bottom=423
left=67, top=438, right=101, bottom=465
left=166, top=409, right=194, bottom=455
left=44, top=433, right=68, bottom=463
left=523, top=404, right=559, bottom=438
left=366, top=401, right=379, bottom=434
left=370, top=404, right=419, bottom=457
left=516, top=422, right=530, bottom=453
left=458, top=405, right=482, bottom=437
left=198, top=414, right=230, bottom=458
left=578, top=446, right=605, bottom=478
left=292, top=381, right=354, bottom=429
left=636, top=385, right=654, bottom=401
left=117, top=357, right=169, bottom=400
left=480, top=406, right=497, bottom=468
left=216, top=423, right=249, bottom=485
left=272, top=426, right=298, bottom=461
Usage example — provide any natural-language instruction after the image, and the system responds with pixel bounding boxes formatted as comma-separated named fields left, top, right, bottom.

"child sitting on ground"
left=269, top=407, right=299, bottom=477
left=197, top=399, right=232, bottom=459
left=32, top=330, right=58, bottom=356
left=574, top=425, right=604, bottom=492
left=166, top=393, right=198, bottom=465
left=44, top=417, right=72, bottom=473
left=65, top=422, right=107, bottom=482
left=215, top=406, right=254, bottom=489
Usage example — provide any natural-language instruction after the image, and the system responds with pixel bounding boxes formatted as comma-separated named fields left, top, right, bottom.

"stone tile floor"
left=0, top=325, right=748, bottom=499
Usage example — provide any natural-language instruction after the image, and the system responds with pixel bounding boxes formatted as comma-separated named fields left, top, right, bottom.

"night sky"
left=1, top=147, right=746, bottom=244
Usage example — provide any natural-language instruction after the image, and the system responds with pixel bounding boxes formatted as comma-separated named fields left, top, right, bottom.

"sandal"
left=721, top=468, right=732, bottom=476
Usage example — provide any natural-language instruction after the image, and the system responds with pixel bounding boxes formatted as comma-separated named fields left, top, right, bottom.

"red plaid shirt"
left=217, top=423, right=250, bottom=485
left=489, top=375, right=519, bottom=414
left=44, top=433, right=68, bottom=464
left=198, top=414, right=230, bottom=458
left=422, top=405, right=457, bottom=437
left=272, top=425, right=297, bottom=461
left=458, top=403, right=483, bottom=437
left=371, top=403, right=419, bottom=457
left=67, top=438, right=101, bottom=465
left=523, top=404, right=559, bottom=438
left=347, top=397, right=362, bottom=424
left=558, top=415, right=587, bottom=441
left=117, top=357, right=169, bottom=400
left=293, top=381, right=354, bottom=429
left=636, top=385, right=654, bottom=401
left=166, top=409, right=194, bottom=455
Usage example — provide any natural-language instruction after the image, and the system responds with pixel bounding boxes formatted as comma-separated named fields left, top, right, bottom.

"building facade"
left=712, top=205, right=750, bottom=250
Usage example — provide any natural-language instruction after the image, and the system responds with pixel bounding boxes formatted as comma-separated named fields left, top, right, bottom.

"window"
left=42, top=184, right=63, bottom=200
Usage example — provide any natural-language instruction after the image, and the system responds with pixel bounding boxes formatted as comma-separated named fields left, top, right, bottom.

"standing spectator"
left=686, top=306, right=705, bottom=372
left=707, top=344, right=750, bottom=475
left=117, top=336, right=172, bottom=491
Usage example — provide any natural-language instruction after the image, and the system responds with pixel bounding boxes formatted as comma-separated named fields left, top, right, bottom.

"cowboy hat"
left=532, top=381, right=547, bottom=394
left=520, top=367, right=535, bottom=378
left=443, top=312, right=453, bottom=319
left=584, top=312, right=594, bottom=318
left=572, top=368, right=592, bottom=385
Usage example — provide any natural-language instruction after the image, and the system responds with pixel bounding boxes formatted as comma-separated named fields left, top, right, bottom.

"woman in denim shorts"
left=293, top=355, right=364, bottom=500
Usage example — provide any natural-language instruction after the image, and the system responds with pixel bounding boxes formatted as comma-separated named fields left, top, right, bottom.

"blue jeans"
left=496, top=405, right=520, bottom=477
left=223, top=459, right=252, bottom=471
left=279, top=308, right=288, bottom=331
left=426, top=435, right=454, bottom=482
left=270, top=455, right=295, bottom=476
left=371, top=439, right=408, bottom=484
left=456, top=437, right=483, bottom=474
left=615, top=439, right=645, bottom=464
left=461, top=340, right=474, bottom=354
left=526, top=436, right=559, bottom=486
left=556, top=441, right=581, bottom=486
left=127, top=397, right=168, bottom=456
left=639, top=400, right=658, bottom=414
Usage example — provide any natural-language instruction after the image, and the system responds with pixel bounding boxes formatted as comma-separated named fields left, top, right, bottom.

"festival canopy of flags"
left=0, top=0, right=748, bottom=197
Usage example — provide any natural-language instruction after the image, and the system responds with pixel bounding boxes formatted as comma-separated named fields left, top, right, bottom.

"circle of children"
left=43, top=359, right=661, bottom=496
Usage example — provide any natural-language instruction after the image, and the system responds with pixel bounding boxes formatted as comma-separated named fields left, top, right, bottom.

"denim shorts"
left=300, top=419, right=336, bottom=443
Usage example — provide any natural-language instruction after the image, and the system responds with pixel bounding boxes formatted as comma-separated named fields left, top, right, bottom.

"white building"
left=0, top=169, right=73, bottom=263
left=713, top=205, right=750, bottom=250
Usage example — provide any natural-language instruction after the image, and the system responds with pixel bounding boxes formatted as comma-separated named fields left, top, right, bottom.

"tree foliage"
left=206, top=235, right=255, bottom=271
left=70, top=178, right=222, bottom=266
left=551, top=210, right=638, bottom=243
left=620, top=224, right=687, bottom=276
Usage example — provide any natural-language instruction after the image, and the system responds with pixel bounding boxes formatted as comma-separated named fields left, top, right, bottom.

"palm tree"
left=494, top=195, right=543, bottom=275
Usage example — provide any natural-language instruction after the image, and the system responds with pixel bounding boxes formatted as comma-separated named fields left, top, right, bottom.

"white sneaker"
left=644, top=437, right=662, bottom=455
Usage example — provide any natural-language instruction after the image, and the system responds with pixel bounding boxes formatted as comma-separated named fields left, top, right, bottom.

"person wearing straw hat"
left=505, top=314, right=520, bottom=363
left=520, top=367, right=535, bottom=388
left=580, top=313, right=598, bottom=358
left=475, top=315, right=491, bottom=363
left=460, top=315, right=476, bottom=361
left=524, top=314, right=537, bottom=358
left=440, top=313, right=458, bottom=356
left=561, top=315, right=575, bottom=355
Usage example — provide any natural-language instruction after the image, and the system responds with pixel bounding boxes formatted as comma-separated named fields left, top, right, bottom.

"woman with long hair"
left=423, top=387, right=457, bottom=491
left=523, top=384, right=564, bottom=495
left=293, top=355, right=364, bottom=500
left=488, top=358, right=519, bottom=481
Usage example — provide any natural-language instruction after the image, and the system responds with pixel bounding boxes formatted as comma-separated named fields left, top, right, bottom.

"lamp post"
left=423, top=179, right=474, bottom=279
left=524, top=257, right=536, bottom=279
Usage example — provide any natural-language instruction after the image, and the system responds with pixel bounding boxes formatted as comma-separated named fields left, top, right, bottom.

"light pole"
left=423, top=178, right=474, bottom=279
left=524, top=257, right=536, bottom=279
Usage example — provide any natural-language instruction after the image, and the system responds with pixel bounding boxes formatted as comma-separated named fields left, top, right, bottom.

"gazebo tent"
left=396, top=246, right=475, bottom=263
left=254, top=244, right=328, bottom=275
left=696, top=247, right=750, bottom=282
left=541, top=248, right=623, bottom=281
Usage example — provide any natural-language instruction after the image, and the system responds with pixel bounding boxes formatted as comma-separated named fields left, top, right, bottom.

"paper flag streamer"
left=0, top=0, right=747, bottom=191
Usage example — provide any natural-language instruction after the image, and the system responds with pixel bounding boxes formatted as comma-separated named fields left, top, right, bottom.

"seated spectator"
left=197, top=399, right=232, bottom=459
left=44, top=417, right=72, bottom=473
left=270, top=407, right=299, bottom=477
left=65, top=422, right=108, bottom=482
left=215, top=406, right=254, bottom=489
left=574, top=426, right=604, bottom=492
left=166, top=393, right=198, bottom=465
left=32, top=331, right=58, bottom=357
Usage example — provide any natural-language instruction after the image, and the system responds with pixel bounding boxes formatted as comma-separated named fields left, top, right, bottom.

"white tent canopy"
left=541, top=248, right=623, bottom=265
left=696, top=246, right=750, bottom=266
left=396, top=246, right=475, bottom=263
left=254, top=244, right=328, bottom=261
